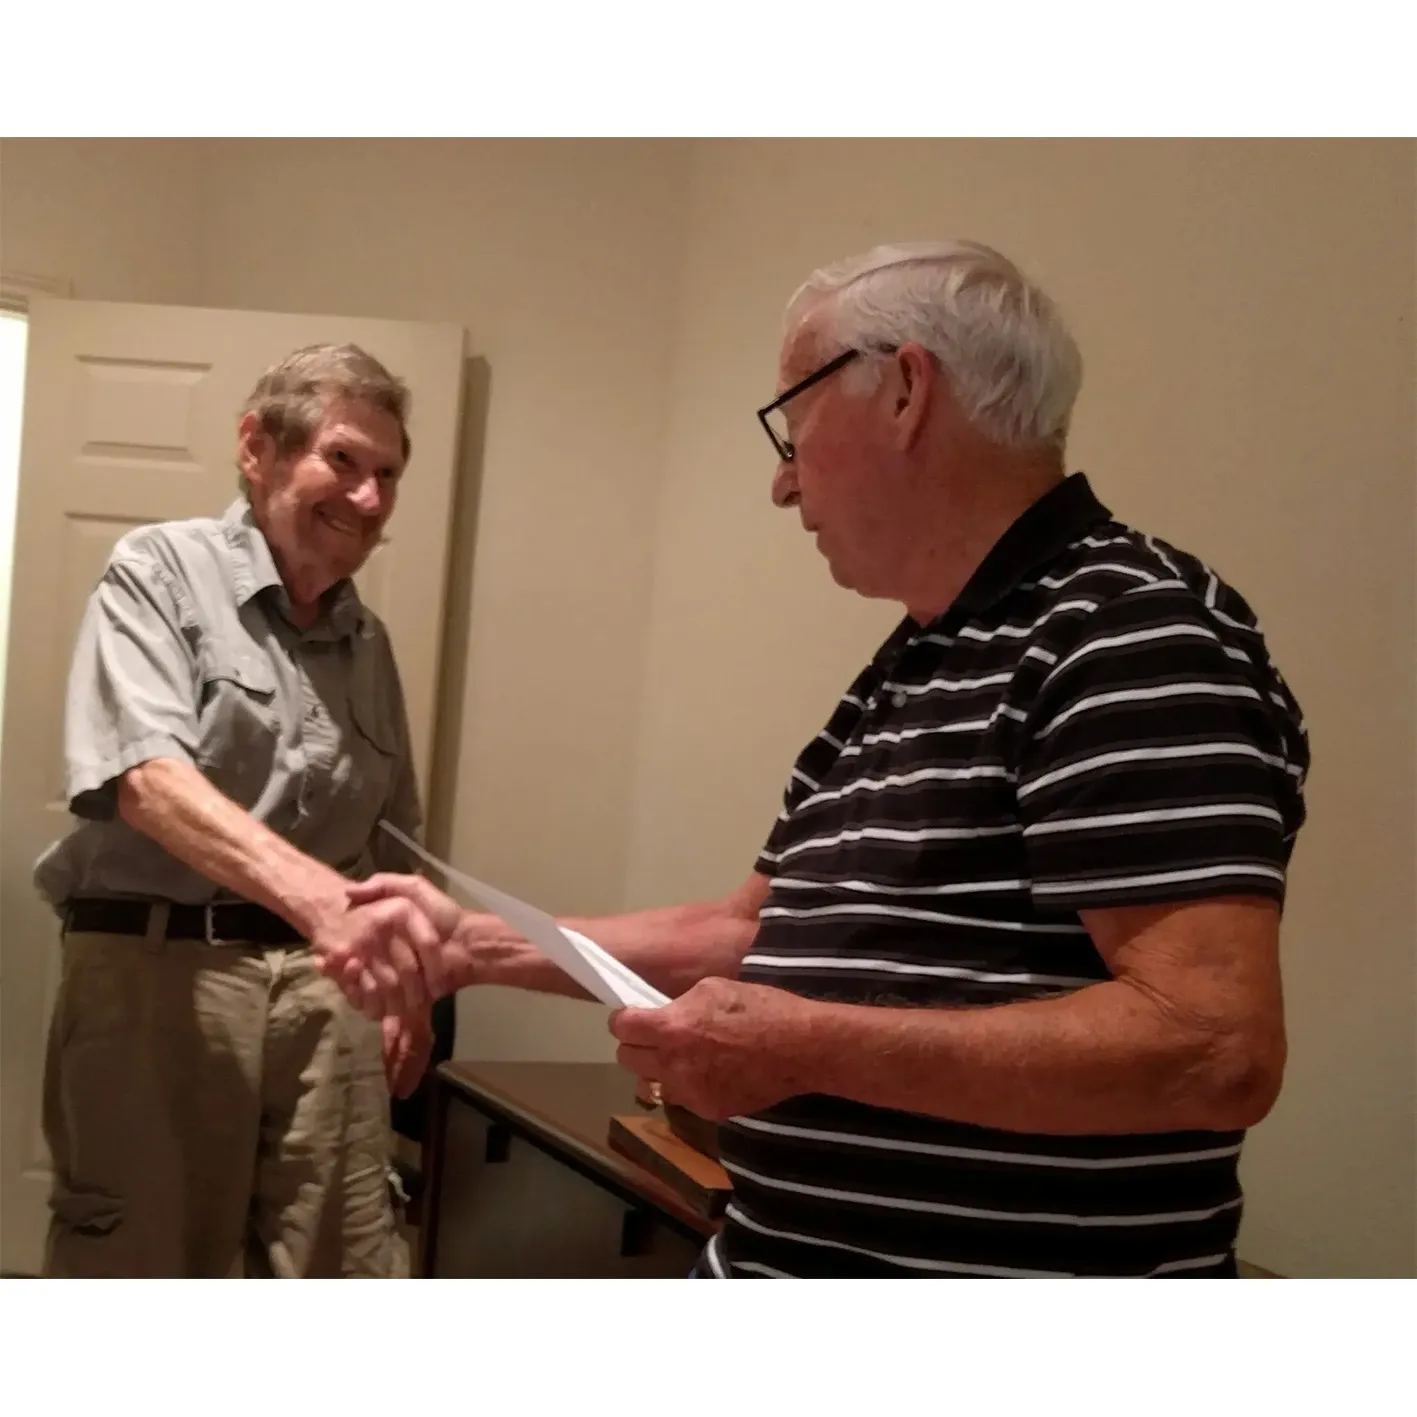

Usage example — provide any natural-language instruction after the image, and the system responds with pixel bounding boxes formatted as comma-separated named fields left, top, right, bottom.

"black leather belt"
left=64, top=898, right=305, bottom=944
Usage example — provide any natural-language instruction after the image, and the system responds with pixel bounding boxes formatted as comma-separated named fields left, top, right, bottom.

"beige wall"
left=2, top=138, right=1412, bottom=1276
left=0, top=139, right=206, bottom=304
left=630, top=139, right=1416, bottom=1278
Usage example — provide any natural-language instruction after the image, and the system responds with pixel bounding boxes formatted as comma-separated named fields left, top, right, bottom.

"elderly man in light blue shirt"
left=36, top=344, right=448, bottom=1277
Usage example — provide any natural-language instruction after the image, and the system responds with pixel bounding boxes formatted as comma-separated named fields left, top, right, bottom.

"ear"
left=237, top=411, right=273, bottom=490
left=886, top=342, right=936, bottom=449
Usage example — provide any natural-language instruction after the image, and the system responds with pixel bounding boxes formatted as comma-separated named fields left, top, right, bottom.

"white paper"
left=377, top=821, right=668, bottom=1009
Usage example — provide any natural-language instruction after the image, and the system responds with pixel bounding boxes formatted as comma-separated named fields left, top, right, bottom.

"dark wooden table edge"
left=420, top=1062, right=717, bottom=1277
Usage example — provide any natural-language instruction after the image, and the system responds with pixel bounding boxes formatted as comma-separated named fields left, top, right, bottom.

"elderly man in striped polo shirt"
left=346, top=240, right=1309, bottom=1278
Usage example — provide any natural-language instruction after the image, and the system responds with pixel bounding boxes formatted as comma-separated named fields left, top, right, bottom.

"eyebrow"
left=325, top=430, right=404, bottom=470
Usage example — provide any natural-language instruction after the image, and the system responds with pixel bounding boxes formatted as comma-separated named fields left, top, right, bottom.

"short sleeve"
left=1017, top=586, right=1308, bottom=913
left=64, top=557, right=201, bottom=819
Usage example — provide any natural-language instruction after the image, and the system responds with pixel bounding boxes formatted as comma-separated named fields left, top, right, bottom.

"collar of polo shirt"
left=939, top=473, right=1112, bottom=625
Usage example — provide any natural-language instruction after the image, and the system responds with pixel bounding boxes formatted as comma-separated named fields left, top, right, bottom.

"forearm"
left=794, top=980, right=1280, bottom=1136
left=457, top=896, right=760, bottom=1001
left=117, top=756, right=348, bottom=936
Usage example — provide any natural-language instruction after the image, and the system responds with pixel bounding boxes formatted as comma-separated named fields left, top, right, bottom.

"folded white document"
left=377, top=821, right=668, bottom=1010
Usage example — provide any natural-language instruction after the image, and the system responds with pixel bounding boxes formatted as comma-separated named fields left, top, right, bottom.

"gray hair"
left=785, top=240, right=1083, bottom=451
left=237, top=343, right=411, bottom=491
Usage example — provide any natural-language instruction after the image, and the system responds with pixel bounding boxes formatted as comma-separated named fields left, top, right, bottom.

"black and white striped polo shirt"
left=705, top=473, right=1309, bottom=1278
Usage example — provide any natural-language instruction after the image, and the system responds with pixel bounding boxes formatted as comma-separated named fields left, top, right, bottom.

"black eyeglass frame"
left=755, top=349, right=861, bottom=463
left=756, top=344, right=902, bottom=461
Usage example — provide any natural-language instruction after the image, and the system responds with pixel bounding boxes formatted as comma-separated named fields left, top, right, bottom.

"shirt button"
left=891, top=691, right=908, bottom=708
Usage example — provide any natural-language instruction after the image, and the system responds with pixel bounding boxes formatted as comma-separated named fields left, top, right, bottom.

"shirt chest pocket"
left=338, top=690, right=397, bottom=812
left=195, top=652, right=281, bottom=809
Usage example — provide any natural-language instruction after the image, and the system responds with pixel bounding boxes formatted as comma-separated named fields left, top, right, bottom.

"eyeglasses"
left=756, top=349, right=862, bottom=463
left=757, top=344, right=905, bottom=462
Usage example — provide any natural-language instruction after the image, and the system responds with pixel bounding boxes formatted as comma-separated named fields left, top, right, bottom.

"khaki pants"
left=42, top=929, right=407, bottom=1278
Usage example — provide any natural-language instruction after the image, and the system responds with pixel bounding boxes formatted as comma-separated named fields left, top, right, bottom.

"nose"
left=772, top=459, right=800, bottom=509
left=347, top=472, right=384, bottom=518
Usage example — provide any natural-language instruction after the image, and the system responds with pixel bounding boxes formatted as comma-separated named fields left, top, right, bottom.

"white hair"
left=785, top=239, right=1083, bottom=451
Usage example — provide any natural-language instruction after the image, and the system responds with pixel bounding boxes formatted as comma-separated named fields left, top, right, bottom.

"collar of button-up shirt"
left=221, top=498, right=371, bottom=642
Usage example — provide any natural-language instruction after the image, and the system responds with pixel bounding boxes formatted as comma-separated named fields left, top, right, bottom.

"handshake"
left=306, top=873, right=470, bottom=1098
left=311, top=873, right=470, bottom=1020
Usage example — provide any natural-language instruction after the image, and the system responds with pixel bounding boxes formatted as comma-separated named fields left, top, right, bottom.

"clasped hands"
left=312, top=873, right=464, bottom=1098
left=319, top=872, right=819, bottom=1118
left=314, top=873, right=465, bottom=1019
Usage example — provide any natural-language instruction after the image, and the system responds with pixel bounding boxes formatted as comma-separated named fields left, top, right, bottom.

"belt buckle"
left=203, top=904, right=224, bottom=947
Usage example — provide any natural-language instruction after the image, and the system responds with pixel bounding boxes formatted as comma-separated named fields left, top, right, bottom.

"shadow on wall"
left=425, top=354, right=492, bottom=861
left=390, top=354, right=491, bottom=1144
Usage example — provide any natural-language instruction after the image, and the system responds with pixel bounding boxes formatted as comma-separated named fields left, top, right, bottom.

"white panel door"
left=0, top=296, right=466, bottom=1275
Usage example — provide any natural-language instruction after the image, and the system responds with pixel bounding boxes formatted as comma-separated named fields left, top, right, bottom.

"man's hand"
left=382, top=1009, right=434, bottom=1099
left=348, top=873, right=463, bottom=940
left=310, top=893, right=455, bottom=1019
left=315, top=874, right=468, bottom=1015
left=110, top=758, right=453, bottom=1020
left=608, top=976, right=819, bottom=1121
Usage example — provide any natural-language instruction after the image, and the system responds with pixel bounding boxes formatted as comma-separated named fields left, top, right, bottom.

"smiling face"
left=239, top=395, right=406, bottom=615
